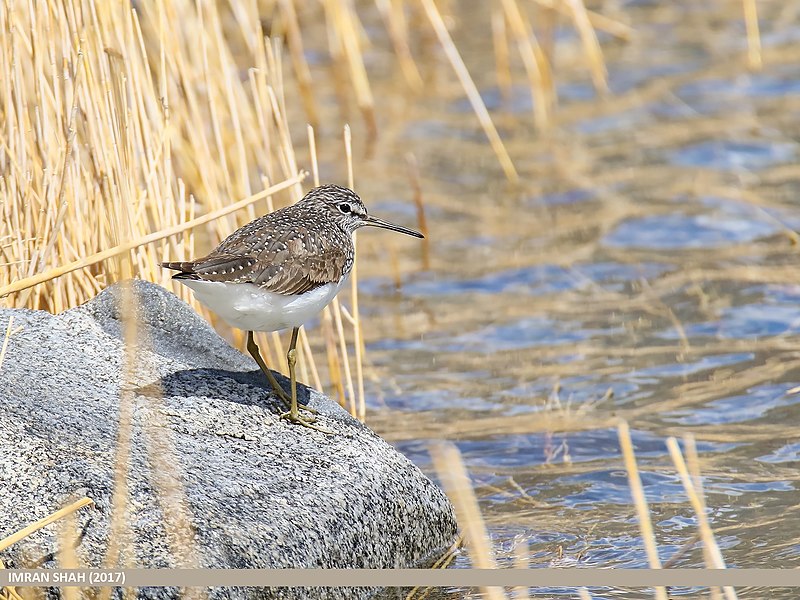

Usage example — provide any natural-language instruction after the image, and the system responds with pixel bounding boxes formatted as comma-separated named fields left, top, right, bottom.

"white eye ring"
left=339, top=203, right=352, bottom=214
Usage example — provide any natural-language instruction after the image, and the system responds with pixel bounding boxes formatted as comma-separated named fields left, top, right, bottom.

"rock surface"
left=0, top=280, right=457, bottom=598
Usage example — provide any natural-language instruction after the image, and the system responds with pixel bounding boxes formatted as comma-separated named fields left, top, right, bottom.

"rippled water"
left=297, top=2, right=800, bottom=596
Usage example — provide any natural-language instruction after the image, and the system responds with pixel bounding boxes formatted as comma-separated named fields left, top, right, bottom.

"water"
left=299, top=1, right=800, bottom=596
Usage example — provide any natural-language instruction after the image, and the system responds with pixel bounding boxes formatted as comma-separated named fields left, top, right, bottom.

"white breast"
left=177, top=277, right=349, bottom=332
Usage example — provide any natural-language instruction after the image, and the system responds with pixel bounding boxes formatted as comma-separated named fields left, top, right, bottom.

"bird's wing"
left=162, top=244, right=349, bottom=296
left=250, top=244, right=350, bottom=295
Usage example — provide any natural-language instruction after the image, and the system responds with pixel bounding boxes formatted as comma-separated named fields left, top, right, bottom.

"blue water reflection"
left=671, top=140, right=796, bottom=171
left=604, top=210, right=776, bottom=249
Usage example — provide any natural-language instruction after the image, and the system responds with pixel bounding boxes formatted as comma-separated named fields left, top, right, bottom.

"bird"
left=161, top=184, right=424, bottom=433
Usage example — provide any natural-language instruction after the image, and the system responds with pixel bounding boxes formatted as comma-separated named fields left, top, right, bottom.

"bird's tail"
left=160, top=260, right=195, bottom=272
left=160, top=261, right=202, bottom=280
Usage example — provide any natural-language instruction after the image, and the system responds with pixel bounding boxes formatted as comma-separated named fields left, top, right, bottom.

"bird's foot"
left=280, top=410, right=335, bottom=434
left=268, top=383, right=319, bottom=414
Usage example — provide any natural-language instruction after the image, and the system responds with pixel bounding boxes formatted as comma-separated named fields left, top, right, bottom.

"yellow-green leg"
left=246, top=330, right=317, bottom=415
left=281, top=327, right=333, bottom=434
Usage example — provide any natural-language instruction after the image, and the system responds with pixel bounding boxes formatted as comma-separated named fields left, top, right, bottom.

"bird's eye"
left=338, top=203, right=352, bottom=214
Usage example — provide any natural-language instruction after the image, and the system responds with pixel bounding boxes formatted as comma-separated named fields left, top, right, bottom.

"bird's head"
left=301, top=184, right=424, bottom=238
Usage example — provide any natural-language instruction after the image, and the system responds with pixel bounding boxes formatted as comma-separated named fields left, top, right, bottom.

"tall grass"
left=0, top=0, right=353, bottom=410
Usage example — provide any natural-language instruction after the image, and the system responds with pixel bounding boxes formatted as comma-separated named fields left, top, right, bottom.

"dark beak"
left=362, top=214, right=424, bottom=238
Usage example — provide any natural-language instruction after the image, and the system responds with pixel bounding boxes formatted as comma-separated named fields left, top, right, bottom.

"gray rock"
left=0, top=280, right=458, bottom=598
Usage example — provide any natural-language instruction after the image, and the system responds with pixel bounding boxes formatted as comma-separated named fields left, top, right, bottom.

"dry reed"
left=491, top=5, right=513, bottom=101
left=0, top=508, right=85, bottom=600
left=512, top=540, right=530, bottom=600
left=306, top=125, right=346, bottom=406
left=100, top=283, right=136, bottom=587
left=531, top=0, right=632, bottom=41
left=429, top=442, right=506, bottom=600
left=565, top=0, right=609, bottom=94
left=498, top=0, right=552, bottom=130
left=323, top=0, right=377, bottom=139
left=405, top=153, right=430, bottom=270
left=279, top=0, right=320, bottom=128
left=0, top=565, right=23, bottom=600
left=420, top=0, right=519, bottom=183
left=0, top=498, right=94, bottom=554
left=0, top=317, right=22, bottom=370
left=58, top=511, right=79, bottom=600
left=742, top=0, right=762, bottom=70
left=0, top=497, right=94, bottom=600
left=375, top=0, right=424, bottom=91
left=667, top=438, right=738, bottom=600
left=618, top=421, right=668, bottom=600
left=343, top=125, right=368, bottom=421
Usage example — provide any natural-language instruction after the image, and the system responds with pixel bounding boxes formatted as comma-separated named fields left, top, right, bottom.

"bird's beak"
left=362, top=214, right=424, bottom=238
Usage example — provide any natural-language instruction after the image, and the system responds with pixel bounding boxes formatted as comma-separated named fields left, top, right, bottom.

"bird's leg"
left=281, top=327, right=333, bottom=433
left=246, top=330, right=291, bottom=408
